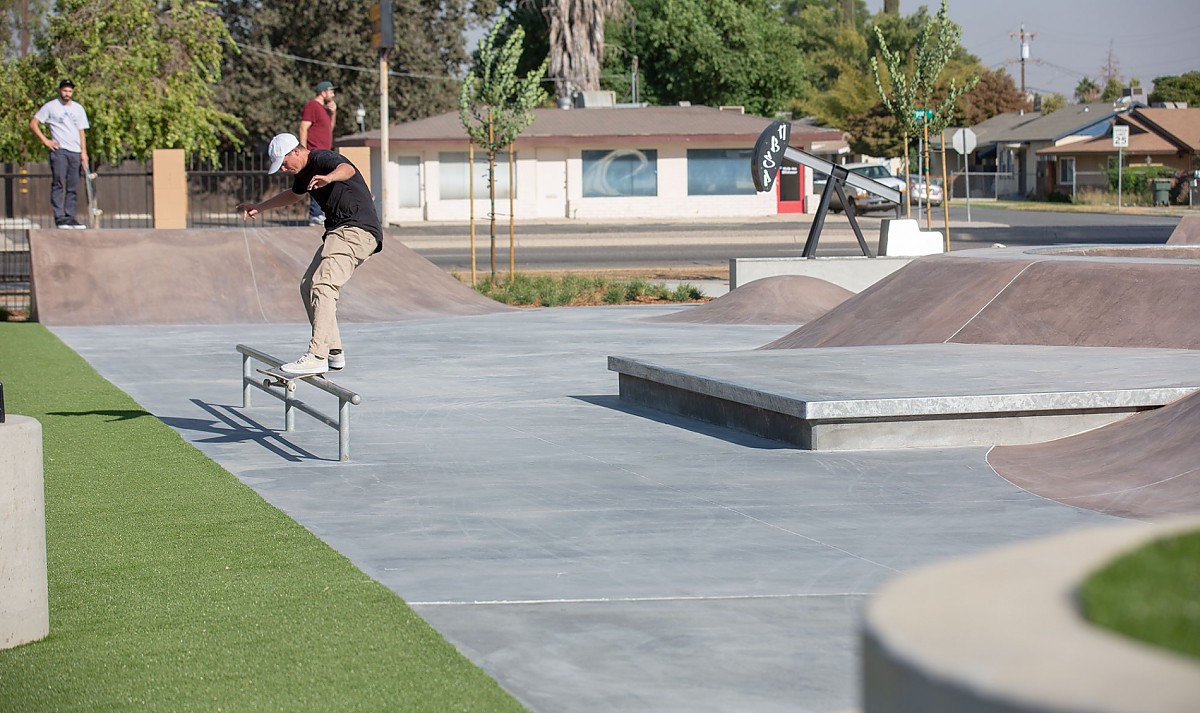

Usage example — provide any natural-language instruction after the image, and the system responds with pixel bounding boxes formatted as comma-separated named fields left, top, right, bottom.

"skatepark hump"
left=762, top=246, right=1200, bottom=350
left=648, top=275, right=853, bottom=325
left=28, top=228, right=513, bottom=325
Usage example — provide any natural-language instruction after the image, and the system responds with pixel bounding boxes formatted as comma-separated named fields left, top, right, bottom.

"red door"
left=776, top=163, right=806, bottom=214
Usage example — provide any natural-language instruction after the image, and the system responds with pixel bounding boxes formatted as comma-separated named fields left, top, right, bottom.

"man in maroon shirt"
left=299, top=81, right=337, bottom=225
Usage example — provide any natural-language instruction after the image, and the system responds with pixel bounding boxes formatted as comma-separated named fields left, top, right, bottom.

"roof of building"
left=988, top=102, right=1138, bottom=145
left=1129, top=107, right=1200, bottom=151
left=338, top=105, right=848, bottom=152
left=1037, top=106, right=1200, bottom=156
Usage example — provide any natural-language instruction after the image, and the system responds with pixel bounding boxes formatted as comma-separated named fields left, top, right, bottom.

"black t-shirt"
left=291, top=149, right=383, bottom=252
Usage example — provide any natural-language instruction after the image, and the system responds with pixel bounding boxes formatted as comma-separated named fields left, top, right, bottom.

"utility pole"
left=1009, top=25, right=1037, bottom=97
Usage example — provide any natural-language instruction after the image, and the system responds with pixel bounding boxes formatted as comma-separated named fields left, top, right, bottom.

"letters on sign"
left=751, top=121, right=791, bottom=193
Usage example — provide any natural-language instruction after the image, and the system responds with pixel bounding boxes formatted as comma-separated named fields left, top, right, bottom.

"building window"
left=1058, top=157, right=1075, bottom=185
left=687, top=148, right=756, bottom=195
left=582, top=149, right=657, bottom=197
left=439, top=151, right=512, bottom=200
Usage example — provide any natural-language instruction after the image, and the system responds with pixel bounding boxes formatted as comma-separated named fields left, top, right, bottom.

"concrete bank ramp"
left=764, top=248, right=1200, bottom=350
left=1167, top=214, right=1200, bottom=244
left=988, top=389, right=1200, bottom=519
left=648, top=275, right=853, bottom=325
left=29, top=228, right=511, bottom=325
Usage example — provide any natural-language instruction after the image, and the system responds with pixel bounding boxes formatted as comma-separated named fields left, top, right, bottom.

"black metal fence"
left=186, top=152, right=308, bottom=228
left=0, top=152, right=307, bottom=315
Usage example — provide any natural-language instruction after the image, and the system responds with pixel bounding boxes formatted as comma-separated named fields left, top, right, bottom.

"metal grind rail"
left=236, top=344, right=361, bottom=461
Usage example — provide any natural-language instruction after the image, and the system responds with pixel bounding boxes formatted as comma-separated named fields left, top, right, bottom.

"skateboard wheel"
left=263, top=378, right=272, bottom=389
left=286, top=381, right=297, bottom=393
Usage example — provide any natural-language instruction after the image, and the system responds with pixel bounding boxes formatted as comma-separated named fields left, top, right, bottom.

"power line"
left=230, top=41, right=463, bottom=82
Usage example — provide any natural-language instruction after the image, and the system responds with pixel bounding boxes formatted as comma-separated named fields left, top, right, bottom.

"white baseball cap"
left=267, top=133, right=300, bottom=174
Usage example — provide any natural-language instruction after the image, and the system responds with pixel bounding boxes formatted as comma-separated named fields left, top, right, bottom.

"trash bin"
left=1152, top=178, right=1172, bottom=206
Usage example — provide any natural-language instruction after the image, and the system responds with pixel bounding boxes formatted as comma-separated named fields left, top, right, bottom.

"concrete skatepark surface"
left=30, top=228, right=1200, bottom=710
left=52, top=311, right=1121, bottom=713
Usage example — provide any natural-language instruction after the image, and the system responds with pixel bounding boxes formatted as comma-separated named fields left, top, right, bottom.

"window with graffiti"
left=582, top=149, right=657, bottom=197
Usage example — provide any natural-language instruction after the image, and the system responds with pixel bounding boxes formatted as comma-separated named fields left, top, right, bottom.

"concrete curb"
left=862, top=517, right=1200, bottom=712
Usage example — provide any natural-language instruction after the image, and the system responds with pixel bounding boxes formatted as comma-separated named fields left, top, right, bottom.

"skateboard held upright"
left=84, top=170, right=102, bottom=229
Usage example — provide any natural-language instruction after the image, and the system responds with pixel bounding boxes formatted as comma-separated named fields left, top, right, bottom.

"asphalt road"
left=393, top=205, right=1181, bottom=273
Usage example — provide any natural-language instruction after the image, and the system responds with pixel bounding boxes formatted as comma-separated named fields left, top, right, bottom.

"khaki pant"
left=300, top=225, right=377, bottom=357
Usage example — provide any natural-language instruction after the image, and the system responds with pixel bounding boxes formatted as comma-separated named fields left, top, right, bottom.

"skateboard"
left=84, top=170, right=102, bottom=228
left=257, top=367, right=324, bottom=393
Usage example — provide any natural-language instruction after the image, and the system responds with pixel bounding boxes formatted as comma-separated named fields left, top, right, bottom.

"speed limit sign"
left=1113, top=125, right=1130, bottom=148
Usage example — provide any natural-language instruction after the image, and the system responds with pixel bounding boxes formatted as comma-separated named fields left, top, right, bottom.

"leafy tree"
left=1100, top=76, right=1123, bottom=102
left=872, top=0, right=976, bottom=212
left=957, top=68, right=1027, bottom=125
left=786, top=2, right=867, bottom=96
left=0, top=0, right=242, bottom=163
left=844, top=102, right=903, bottom=157
left=1, top=0, right=52, bottom=59
left=459, top=17, right=548, bottom=283
left=781, top=0, right=867, bottom=32
left=802, top=25, right=876, bottom=131
left=1148, top=71, right=1200, bottom=106
left=1037, top=92, right=1066, bottom=114
left=1074, top=76, right=1100, bottom=103
left=605, top=0, right=810, bottom=117
left=217, top=0, right=496, bottom=149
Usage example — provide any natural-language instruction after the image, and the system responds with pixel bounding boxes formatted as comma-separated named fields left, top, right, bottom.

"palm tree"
left=544, top=0, right=626, bottom=102
left=1074, top=77, right=1100, bottom=103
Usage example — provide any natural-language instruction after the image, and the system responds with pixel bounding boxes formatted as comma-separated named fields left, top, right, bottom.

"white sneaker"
left=280, top=352, right=328, bottom=375
left=309, top=216, right=326, bottom=226
left=328, top=349, right=345, bottom=370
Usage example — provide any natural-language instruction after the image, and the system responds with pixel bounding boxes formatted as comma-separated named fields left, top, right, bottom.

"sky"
left=864, top=0, right=1198, bottom=99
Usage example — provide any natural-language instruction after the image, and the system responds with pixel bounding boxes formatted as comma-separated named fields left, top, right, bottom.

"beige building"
left=337, top=104, right=848, bottom=224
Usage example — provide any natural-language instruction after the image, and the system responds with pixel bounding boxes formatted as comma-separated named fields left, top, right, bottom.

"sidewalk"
left=387, top=213, right=1009, bottom=250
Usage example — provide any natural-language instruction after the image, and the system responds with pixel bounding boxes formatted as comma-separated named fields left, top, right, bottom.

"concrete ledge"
left=729, top=256, right=912, bottom=292
left=608, top=345, right=1200, bottom=450
left=862, top=517, right=1200, bottom=713
left=878, top=219, right=943, bottom=257
left=0, top=415, right=49, bottom=650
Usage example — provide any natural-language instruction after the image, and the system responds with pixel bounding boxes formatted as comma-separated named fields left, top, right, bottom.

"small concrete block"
left=879, top=219, right=943, bottom=257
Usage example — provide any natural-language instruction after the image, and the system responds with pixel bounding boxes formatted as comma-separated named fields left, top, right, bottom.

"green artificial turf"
left=1080, top=529, right=1200, bottom=661
left=0, top=323, right=526, bottom=711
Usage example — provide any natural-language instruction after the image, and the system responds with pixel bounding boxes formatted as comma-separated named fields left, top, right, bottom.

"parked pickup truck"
left=813, top=162, right=906, bottom=215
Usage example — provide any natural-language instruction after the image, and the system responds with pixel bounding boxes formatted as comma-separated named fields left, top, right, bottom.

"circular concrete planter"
left=862, top=517, right=1200, bottom=713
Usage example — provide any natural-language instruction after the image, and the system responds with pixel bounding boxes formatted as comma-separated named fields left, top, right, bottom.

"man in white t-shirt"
left=30, top=79, right=91, bottom=229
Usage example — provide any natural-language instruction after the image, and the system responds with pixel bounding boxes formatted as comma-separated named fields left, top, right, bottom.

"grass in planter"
left=1079, top=529, right=1200, bottom=661
left=467, top=272, right=704, bottom=306
left=0, top=323, right=527, bottom=712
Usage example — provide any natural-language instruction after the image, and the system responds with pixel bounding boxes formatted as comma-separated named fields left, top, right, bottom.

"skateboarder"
left=235, top=132, right=383, bottom=375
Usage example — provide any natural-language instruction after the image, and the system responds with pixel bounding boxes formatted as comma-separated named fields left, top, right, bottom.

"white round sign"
left=952, top=128, right=977, bottom=155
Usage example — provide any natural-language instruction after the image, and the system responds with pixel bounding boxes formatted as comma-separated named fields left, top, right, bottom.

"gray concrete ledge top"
left=609, top=344, right=1200, bottom=421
